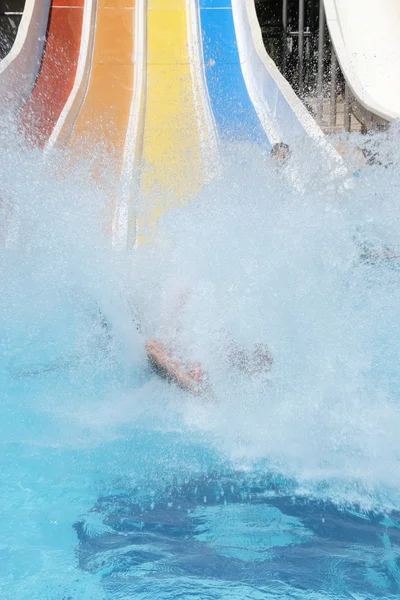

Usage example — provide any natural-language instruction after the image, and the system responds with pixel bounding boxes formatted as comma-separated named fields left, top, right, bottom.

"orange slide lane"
left=67, top=0, right=136, bottom=174
left=63, top=0, right=137, bottom=235
left=19, top=0, right=85, bottom=148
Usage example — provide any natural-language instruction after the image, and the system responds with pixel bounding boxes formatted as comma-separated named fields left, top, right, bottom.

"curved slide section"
left=19, top=0, right=86, bottom=147
left=137, top=0, right=214, bottom=243
left=49, top=0, right=146, bottom=244
left=200, top=0, right=327, bottom=149
left=66, top=0, right=137, bottom=166
left=324, top=0, right=400, bottom=123
left=200, top=0, right=271, bottom=146
left=0, top=0, right=51, bottom=112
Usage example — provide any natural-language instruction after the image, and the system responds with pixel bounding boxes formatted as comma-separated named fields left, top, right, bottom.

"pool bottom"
left=76, top=468, right=400, bottom=599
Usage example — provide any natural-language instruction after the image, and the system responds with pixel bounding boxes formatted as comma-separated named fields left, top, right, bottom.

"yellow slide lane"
left=68, top=0, right=136, bottom=181
left=139, top=0, right=205, bottom=241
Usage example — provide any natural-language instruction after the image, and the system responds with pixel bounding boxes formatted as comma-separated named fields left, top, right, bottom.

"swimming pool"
left=2, top=132, right=400, bottom=599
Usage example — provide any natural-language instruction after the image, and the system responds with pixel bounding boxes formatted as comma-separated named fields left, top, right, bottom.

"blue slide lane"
left=199, top=0, right=271, bottom=148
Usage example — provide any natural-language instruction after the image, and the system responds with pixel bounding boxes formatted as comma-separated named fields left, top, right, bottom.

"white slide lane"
left=233, top=0, right=326, bottom=145
left=231, top=0, right=343, bottom=175
left=324, top=0, right=400, bottom=122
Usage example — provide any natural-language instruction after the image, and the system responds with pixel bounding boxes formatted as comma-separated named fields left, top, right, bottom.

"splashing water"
left=2, top=119, right=400, bottom=598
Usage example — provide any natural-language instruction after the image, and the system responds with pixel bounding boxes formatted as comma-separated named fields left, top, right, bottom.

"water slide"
left=0, top=0, right=338, bottom=245
left=20, top=0, right=86, bottom=146
left=324, top=0, right=400, bottom=124
left=0, top=0, right=51, bottom=111
left=137, top=0, right=333, bottom=242
left=137, top=0, right=217, bottom=243
left=55, top=0, right=142, bottom=239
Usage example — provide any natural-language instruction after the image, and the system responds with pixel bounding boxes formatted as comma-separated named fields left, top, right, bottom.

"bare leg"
left=146, top=340, right=205, bottom=396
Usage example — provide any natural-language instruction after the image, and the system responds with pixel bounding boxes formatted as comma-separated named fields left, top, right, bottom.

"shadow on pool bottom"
left=74, top=472, right=400, bottom=599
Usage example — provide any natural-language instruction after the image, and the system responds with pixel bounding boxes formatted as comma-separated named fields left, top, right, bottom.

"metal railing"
left=0, top=0, right=25, bottom=61
left=255, top=0, right=362, bottom=133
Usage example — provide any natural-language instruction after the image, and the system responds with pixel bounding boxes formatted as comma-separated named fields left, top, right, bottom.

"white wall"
left=0, top=0, right=51, bottom=112
left=324, top=0, right=400, bottom=122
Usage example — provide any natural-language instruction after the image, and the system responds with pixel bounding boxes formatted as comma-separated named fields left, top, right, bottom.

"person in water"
left=146, top=339, right=206, bottom=396
left=353, top=230, right=400, bottom=266
left=270, top=142, right=291, bottom=161
left=146, top=338, right=273, bottom=396
left=145, top=146, right=288, bottom=395
left=145, top=289, right=273, bottom=397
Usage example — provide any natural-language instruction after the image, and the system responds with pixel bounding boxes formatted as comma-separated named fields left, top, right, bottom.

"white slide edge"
left=323, top=0, right=397, bottom=123
left=0, top=0, right=51, bottom=110
left=237, top=0, right=344, bottom=172
left=113, top=0, right=147, bottom=249
left=46, top=0, right=97, bottom=150
left=187, top=0, right=221, bottom=179
left=231, top=0, right=280, bottom=145
left=244, top=0, right=326, bottom=143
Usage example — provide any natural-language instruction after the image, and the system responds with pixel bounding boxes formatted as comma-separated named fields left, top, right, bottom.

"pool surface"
left=2, top=128, right=400, bottom=599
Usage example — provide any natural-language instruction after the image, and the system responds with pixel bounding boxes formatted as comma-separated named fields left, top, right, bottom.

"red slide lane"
left=19, top=0, right=84, bottom=148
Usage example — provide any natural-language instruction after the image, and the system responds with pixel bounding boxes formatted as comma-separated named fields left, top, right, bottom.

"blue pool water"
left=2, top=126, right=400, bottom=599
